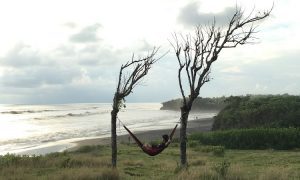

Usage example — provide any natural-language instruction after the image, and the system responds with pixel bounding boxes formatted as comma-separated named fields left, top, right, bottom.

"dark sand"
left=69, top=118, right=213, bottom=151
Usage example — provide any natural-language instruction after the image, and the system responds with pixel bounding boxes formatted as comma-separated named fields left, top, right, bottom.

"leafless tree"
left=171, top=6, right=272, bottom=167
left=111, top=48, right=160, bottom=167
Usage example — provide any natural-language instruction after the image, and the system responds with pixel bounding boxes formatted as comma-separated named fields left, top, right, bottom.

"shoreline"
left=9, top=117, right=214, bottom=155
left=68, top=117, right=213, bottom=151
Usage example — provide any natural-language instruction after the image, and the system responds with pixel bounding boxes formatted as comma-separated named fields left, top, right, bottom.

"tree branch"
left=114, top=47, right=161, bottom=107
left=171, top=5, right=272, bottom=107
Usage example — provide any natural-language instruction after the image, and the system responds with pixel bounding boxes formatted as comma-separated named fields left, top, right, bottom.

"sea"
left=0, top=103, right=217, bottom=155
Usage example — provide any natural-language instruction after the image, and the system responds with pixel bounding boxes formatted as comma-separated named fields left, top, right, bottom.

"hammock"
left=122, top=123, right=178, bottom=156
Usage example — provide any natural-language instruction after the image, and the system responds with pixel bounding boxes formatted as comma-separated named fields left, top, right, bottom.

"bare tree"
left=171, top=6, right=272, bottom=167
left=111, top=48, right=160, bottom=167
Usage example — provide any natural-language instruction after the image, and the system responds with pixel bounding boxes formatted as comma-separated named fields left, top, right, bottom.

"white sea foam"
left=0, top=103, right=217, bottom=155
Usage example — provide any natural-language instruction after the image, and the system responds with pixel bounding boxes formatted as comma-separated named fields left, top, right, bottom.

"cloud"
left=69, top=24, right=102, bottom=43
left=0, top=23, right=168, bottom=103
left=1, top=66, right=80, bottom=88
left=137, top=39, right=153, bottom=52
left=201, top=50, right=300, bottom=97
left=0, top=41, right=121, bottom=90
left=178, top=2, right=236, bottom=27
left=0, top=39, right=134, bottom=103
left=0, top=44, right=44, bottom=67
left=78, top=45, right=120, bottom=66
left=220, top=66, right=242, bottom=74
left=63, top=22, right=77, bottom=29
left=255, top=83, right=268, bottom=92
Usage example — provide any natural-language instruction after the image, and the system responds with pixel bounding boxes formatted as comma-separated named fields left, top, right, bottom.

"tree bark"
left=111, top=95, right=120, bottom=168
left=180, top=107, right=190, bottom=167
left=111, top=109, right=117, bottom=167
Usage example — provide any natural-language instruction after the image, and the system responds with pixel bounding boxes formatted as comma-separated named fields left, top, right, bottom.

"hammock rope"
left=117, top=117, right=178, bottom=156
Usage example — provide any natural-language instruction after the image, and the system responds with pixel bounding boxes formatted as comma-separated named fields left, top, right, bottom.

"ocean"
left=0, top=103, right=217, bottom=155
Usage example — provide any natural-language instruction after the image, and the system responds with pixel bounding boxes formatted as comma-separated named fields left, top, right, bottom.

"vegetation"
left=160, top=97, right=227, bottom=111
left=1, top=141, right=300, bottom=179
left=190, top=128, right=300, bottom=150
left=212, top=95, right=300, bottom=130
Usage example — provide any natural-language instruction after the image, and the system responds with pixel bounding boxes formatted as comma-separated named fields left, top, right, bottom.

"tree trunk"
left=111, top=108, right=118, bottom=168
left=111, top=94, right=119, bottom=168
left=179, top=107, right=190, bottom=167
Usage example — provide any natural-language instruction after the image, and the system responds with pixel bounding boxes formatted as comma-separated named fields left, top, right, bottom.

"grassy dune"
left=1, top=142, right=300, bottom=179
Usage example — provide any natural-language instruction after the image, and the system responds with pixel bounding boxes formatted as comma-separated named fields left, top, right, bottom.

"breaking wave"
left=1, top=110, right=55, bottom=114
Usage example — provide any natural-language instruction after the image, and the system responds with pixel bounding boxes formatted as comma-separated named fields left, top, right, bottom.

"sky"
left=0, top=0, right=299, bottom=104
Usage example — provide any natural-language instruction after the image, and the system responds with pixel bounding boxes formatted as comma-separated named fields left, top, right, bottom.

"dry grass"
left=0, top=143, right=300, bottom=179
left=258, top=167, right=299, bottom=180
left=48, top=167, right=119, bottom=180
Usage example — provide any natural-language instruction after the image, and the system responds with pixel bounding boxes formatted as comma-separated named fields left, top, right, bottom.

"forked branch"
left=115, top=47, right=161, bottom=105
left=171, top=5, right=272, bottom=108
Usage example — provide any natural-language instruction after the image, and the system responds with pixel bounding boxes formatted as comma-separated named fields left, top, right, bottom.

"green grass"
left=1, top=142, right=300, bottom=179
left=189, top=128, right=300, bottom=150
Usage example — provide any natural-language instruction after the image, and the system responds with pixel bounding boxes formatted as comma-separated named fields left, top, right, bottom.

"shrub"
left=75, top=145, right=95, bottom=153
left=190, top=128, right=300, bottom=150
left=193, top=145, right=225, bottom=156
left=213, top=159, right=230, bottom=179
left=74, top=145, right=104, bottom=153
left=188, top=140, right=199, bottom=148
left=212, top=146, right=225, bottom=157
left=213, top=95, right=300, bottom=130
left=0, top=154, right=21, bottom=167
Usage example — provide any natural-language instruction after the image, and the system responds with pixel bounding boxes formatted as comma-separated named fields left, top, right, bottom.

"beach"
left=69, top=117, right=213, bottom=151
left=0, top=103, right=217, bottom=155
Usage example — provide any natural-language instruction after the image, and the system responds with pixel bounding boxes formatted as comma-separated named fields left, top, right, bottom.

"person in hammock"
left=122, top=123, right=178, bottom=156
left=143, top=134, right=171, bottom=150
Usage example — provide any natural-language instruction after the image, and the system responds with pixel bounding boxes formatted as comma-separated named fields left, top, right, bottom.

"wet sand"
left=69, top=118, right=213, bottom=151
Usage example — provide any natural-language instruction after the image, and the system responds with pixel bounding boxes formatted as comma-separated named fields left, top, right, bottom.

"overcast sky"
left=0, top=0, right=299, bottom=104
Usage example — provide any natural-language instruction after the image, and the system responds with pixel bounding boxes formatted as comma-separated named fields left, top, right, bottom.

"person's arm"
left=165, top=139, right=171, bottom=146
left=143, top=143, right=151, bottom=148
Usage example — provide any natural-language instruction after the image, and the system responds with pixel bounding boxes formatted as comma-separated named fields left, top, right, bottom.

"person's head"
left=162, top=134, right=169, bottom=143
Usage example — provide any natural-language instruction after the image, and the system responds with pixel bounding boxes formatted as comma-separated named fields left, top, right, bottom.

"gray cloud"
left=0, top=82, right=114, bottom=104
left=1, top=38, right=299, bottom=104
left=0, top=40, right=130, bottom=103
left=0, top=37, right=158, bottom=103
left=77, top=44, right=122, bottom=66
left=69, top=24, right=102, bottom=43
left=78, top=52, right=119, bottom=66
left=201, top=51, right=300, bottom=97
left=0, top=44, right=44, bottom=67
left=78, top=58, right=100, bottom=66
left=138, top=39, right=153, bottom=52
left=1, top=66, right=80, bottom=88
left=178, top=2, right=236, bottom=27
left=51, top=43, right=121, bottom=67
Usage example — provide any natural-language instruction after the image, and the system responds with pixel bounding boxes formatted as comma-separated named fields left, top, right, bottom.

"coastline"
left=68, top=117, right=213, bottom=151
